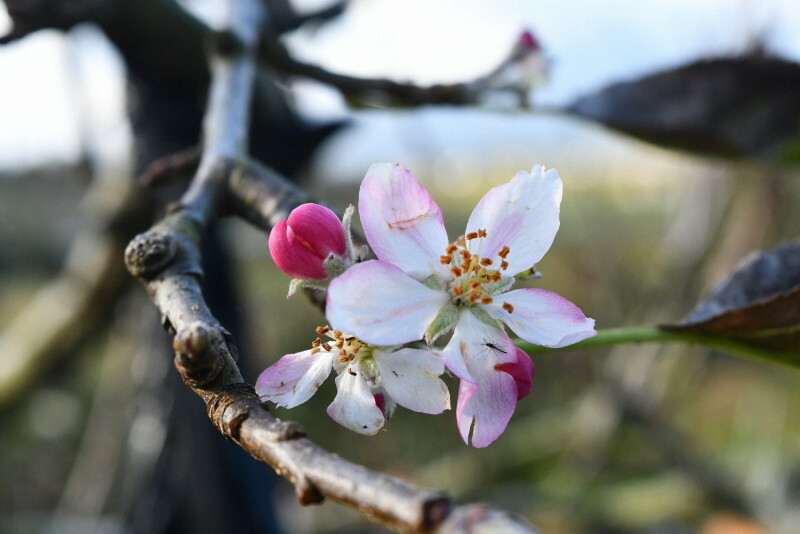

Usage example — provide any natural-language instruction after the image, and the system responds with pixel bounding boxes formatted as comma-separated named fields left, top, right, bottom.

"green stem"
left=517, top=325, right=800, bottom=367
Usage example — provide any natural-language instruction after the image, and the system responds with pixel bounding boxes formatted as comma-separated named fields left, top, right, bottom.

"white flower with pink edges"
left=326, top=163, right=595, bottom=447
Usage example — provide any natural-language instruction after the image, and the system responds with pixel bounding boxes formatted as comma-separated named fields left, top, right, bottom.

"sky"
left=0, top=0, right=799, bottom=171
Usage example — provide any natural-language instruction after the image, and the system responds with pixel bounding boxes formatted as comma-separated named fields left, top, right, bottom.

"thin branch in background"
left=270, top=0, right=348, bottom=34
left=122, top=0, right=539, bottom=531
left=0, top=176, right=147, bottom=408
left=260, top=32, right=538, bottom=107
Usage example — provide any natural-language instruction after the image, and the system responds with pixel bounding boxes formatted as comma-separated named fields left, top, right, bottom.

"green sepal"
left=420, top=273, right=447, bottom=291
left=323, top=253, right=346, bottom=278
left=287, top=278, right=328, bottom=299
left=470, top=305, right=503, bottom=331
left=425, top=303, right=459, bottom=344
left=486, top=276, right=515, bottom=296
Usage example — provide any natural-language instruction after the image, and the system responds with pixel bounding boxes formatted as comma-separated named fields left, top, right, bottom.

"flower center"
left=438, top=229, right=515, bottom=313
left=310, top=325, right=374, bottom=368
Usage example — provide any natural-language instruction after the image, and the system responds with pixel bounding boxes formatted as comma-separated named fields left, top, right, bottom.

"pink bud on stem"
left=269, top=203, right=346, bottom=279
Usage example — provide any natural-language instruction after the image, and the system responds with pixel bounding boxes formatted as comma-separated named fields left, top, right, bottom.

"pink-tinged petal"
left=255, top=350, right=334, bottom=408
left=495, top=348, right=535, bottom=401
left=456, top=370, right=517, bottom=448
left=465, top=165, right=562, bottom=275
left=359, top=163, right=450, bottom=280
left=374, top=347, right=450, bottom=414
left=326, top=260, right=449, bottom=346
left=487, top=288, right=595, bottom=347
left=326, top=370, right=385, bottom=435
left=268, top=203, right=345, bottom=279
left=447, top=313, right=519, bottom=447
left=443, top=310, right=517, bottom=382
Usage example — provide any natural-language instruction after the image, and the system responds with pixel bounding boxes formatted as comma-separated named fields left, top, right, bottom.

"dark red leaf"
left=661, top=239, right=800, bottom=365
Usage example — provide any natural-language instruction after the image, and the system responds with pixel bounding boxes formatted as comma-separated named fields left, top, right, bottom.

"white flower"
left=255, top=325, right=450, bottom=435
left=326, top=163, right=595, bottom=446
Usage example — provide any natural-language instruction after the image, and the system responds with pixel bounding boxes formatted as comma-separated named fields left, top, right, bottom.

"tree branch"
left=123, top=0, right=539, bottom=531
left=262, top=44, right=482, bottom=106
left=270, top=0, right=348, bottom=34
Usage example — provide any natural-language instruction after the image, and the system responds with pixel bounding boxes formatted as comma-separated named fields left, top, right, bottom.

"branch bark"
left=123, top=0, right=539, bottom=531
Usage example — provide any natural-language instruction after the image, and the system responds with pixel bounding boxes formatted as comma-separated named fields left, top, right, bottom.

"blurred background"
left=2, top=1, right=800, bottom=533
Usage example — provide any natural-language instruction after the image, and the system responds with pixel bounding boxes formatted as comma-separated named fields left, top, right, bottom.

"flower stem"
left=517, top=326, right=800, bottom=367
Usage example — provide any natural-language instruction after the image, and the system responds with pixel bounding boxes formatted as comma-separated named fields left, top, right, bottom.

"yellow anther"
left=322, top=342, right=332, bottom=351
left=446, top=243, right=458, bottom=254
left=466, top=232, right=478, bottom=240
left=440, top=255, right=452, bottom=265
left=498, top=245, right=510, bottom=258
left=315, top=325, right=331, bottom=335
left=468, top=291, right=480, bottom=303
left=480, top=258, right=493, bottom=266
left=450, top=266, right=463, bottom=277
left=481, top=294, right=493, bottom=304
left=477, top=228, right=487, bottom=238
left=500, top=260, right=509, bottom=270
left=452, top=285, right=464, bottom=296
left=502, top=302, right=515, bottom=313
left=312, top=337, right=322, bottom=347
left=310, top=347, right=322, bottom=355
left=469, top=280, right=481, bottom=289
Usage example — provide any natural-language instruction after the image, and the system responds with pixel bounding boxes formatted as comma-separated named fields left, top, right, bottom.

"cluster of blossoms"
left=257, top=163, right=595, bottom=447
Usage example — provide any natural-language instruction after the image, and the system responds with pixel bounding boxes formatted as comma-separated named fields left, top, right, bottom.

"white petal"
left=442, top=310, right=517, bottom=382
left=255, top=350, right=334, bottom=408
left=486, top=288, right=595, bottom=347
left=326, top=260, right=450, bottom=346
left=326, top=370, right=385, bottom=435
left=466, top=165, right=562, bottom=275
left=374, top=347, right=450, bottom=414
left=359, top=162, right=450, bottom=279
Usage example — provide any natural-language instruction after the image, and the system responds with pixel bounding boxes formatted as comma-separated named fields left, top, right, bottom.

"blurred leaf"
left=661, top=239, right=800, bottom=365
left=569, top=56, right=800, bottom=161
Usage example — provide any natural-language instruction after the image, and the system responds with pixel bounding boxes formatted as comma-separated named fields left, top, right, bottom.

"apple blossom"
left=326, top=163, right=594, bottom=447
left=255, top=325, right=450, bottom=435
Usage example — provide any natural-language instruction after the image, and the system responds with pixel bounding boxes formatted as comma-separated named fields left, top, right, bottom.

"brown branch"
left=124, top=0, right=540, bottom=531
left=263, top=44, right=482, bottom=106
left=270, top=0, right=348, bottom=34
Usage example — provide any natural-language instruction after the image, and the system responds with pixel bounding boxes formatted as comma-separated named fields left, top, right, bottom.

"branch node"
left=295, top=476, right=325, bottom=505
left=210, top=29, right=243, bottom=58
left=272, top=419, right=307, bottom=441
left=173, top=322, right=223, bottom=385
left=207, top=382, right=260, bottom=437
left=125, top=231, right=177, bottom=278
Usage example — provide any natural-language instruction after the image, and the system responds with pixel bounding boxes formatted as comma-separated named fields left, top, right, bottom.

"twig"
left=123, top=0, right=538, bottom=531
left=270, top=0, right=348, bottom=34
left=262, top=44, right=481, bottom=105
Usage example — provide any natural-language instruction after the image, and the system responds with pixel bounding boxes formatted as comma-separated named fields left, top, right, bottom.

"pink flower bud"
left=496, top=348, right=535, bottom=401
left=268, top=203, right=346, bottom=279
left=518, top=30, right=541, bottom=51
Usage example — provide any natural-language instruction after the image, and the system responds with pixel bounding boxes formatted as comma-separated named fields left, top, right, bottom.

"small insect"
left=481, top=337, right=508, bottom=355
